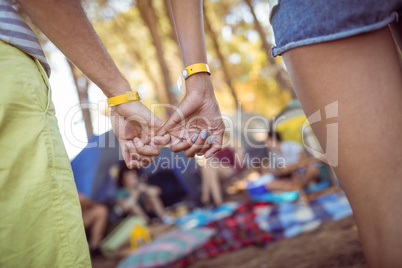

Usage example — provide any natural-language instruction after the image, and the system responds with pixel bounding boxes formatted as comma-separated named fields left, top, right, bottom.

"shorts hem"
left=271, top=12, right=398, bottom=57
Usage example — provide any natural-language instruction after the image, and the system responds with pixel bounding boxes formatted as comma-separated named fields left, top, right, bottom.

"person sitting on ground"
left=262, top=131, right=321, bottom=192
left=115, top=164, right=170, bottom=224
left=78, top=194, right=108, bottom=252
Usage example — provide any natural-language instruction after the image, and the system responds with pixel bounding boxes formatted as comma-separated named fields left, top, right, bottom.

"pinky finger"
left=197, top=136, right=214, bottom=155
left=204, top=144, right=222, bottom=159
left=123, top=141, right=135, bottom=168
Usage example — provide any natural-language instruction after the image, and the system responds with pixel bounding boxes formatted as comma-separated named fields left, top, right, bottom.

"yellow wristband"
left=107, top=91, right=141, bottom=107
left=181, top=63, right=210, bottom=80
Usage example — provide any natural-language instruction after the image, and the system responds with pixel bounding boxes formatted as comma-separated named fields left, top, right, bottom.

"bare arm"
left=170, top=0, right=207, bottom=67
left=117, top=199, right=134, bottom=214
left=160, top=0, right=225, bottom=158
left=17, top=0, right=129, bottom=97
left=169, top=0, right=212, bottom=97
left=17, top=0, right=168, bottom=167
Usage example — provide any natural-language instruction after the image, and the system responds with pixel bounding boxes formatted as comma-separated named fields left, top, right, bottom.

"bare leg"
left=145, top=186, right=165, bottom=219
left=202, top=164, right=224, bottom=206
left=82, top=205, right=108, bottom=250
left=201, top=165, right=212, bottom=204
left=283, top=27, right=402, bottom=267
left=131, top=204, right=150, bottom=223
left=390, top=18, right=402, bottom=54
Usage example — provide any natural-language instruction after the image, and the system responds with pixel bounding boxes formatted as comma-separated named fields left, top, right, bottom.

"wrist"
left=111, top=97, right=142, bottom=115
left=103, top=79, right=131, bottom=98
left=185, top=72, right=214, bottom=97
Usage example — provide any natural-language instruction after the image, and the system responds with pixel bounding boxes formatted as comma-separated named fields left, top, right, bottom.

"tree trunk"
left=203, top=5, right=240, bottom=109
left=137, top=0, right=177, bottom=107
left=129, top=47, right=163, bottom=102
left=67, top=60, right=94, bottom=140
left=244, top=0, right=296, bottom=98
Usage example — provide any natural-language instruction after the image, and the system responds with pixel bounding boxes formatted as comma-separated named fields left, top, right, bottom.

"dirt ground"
left=93, top=215, right=366, bottom=268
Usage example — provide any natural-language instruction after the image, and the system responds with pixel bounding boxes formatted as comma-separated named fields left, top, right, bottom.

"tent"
left=71, top=131, right=202, bottom=205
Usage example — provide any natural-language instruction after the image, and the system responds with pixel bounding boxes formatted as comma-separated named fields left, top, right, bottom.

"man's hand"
left=158, top=74, right=225, bottom=158
left=110, top=101, right=170, bottom=169
left=16, top=0, right=170, bottom=168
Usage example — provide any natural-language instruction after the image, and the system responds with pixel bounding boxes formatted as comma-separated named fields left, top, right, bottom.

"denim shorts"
left=270, top=0, right=402, bottom=57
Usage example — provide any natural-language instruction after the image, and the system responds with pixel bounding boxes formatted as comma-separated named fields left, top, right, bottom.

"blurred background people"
left=115, top=164, right=170, bottom=224
left=262, top=130, right=321, bottom=192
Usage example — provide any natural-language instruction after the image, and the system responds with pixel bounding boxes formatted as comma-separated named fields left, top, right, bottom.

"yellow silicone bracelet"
left=181, top=63, right=210, bottom=79
left=107, top=91, right=141, bottom=107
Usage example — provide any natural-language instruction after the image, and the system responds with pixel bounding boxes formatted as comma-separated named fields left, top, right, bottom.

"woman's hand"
left=157, top=74, right=225, bottom=158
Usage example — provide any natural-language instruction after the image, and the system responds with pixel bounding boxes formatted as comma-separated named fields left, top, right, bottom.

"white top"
left=272, top=141, right=304, bottom=168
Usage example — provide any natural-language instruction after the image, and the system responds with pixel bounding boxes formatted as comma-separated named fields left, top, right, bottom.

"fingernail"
left=192, top=134, right=199, bottom=142
left=134, top=137, right=140, bottom=143
left=201, top=130, right=207, bottom=139
left=208, top=136, right=214, bottom=145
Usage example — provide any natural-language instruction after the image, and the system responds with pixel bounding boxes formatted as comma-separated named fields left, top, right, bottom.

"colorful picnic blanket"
left=175, top=202, right=240, bottom=229
left=118, top=227, right=215, bottom=268
left=173, top=192, right=352, bottom=267
left=172, top=202, right=274, bottom=267
left=255, top=191, right=353, bottom=239
left=119, top=192, right=352, bottom=268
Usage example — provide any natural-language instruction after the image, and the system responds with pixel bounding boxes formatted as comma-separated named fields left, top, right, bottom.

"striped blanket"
left=255, top=192, right=353, bottom=239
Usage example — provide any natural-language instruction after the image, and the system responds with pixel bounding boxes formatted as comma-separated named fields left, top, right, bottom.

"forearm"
left=170, top=0, right=207, bottom=66
left=169, top=0, right=215, bottom=96
left=117, top=200, right=132, bottom=213
left=17, top=0, right=129, bottom=97
left=297, top=164, right=320, bottom=185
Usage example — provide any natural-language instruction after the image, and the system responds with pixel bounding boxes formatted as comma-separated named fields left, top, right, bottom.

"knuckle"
left=140, top=159, right=153, bottom=167
left=185, top=151, right=194, bottom=158
left=171, top=147, right=181, bottom=153
left=135, top=149, right=144, bottom=155
left=193, top=142, right=203, bottom=148
left=130, top=163, right=139, bottom=169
